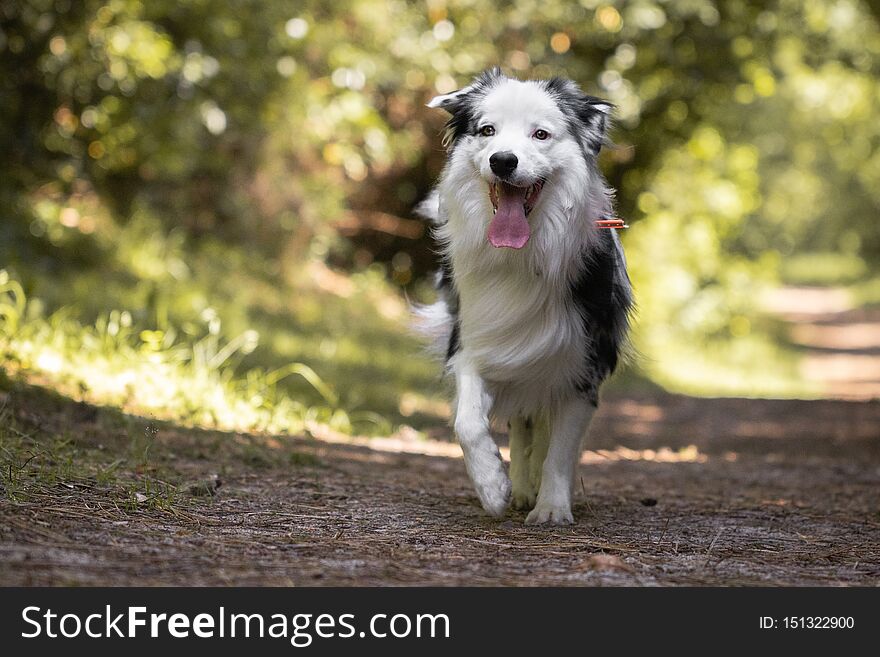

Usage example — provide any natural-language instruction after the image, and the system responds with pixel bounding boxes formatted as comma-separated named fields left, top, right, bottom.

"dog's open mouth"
left=487, top=180, right=543, bottom=249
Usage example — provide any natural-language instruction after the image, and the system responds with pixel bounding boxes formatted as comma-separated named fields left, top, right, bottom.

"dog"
left=416, top=68, right=633, bottom=525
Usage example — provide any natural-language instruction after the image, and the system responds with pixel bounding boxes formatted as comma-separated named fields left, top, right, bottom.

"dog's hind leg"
left=509, top=417, right=537, bottom=510
left=527, top=413, right=550, bottom=497
left=453, top=359, right=511, bottom=517
left=525, top=400, right=594, bottom=525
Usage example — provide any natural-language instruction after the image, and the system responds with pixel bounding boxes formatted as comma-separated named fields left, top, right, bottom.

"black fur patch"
left=569, top=230, right=633, bottom=405
left=447, top=319, right=461, bottom=361
left=436, top=260, right=461, bottom=360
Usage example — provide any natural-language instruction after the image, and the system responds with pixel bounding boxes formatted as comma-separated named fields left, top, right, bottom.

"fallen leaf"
left=578, top=554, right=633, bottom=573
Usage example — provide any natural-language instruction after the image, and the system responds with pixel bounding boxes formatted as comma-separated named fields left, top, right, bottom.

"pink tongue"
left=488, top=183, right=530, bottom=249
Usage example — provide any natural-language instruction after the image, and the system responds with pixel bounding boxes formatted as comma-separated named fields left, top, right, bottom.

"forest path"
left=2, top=377, right=878, bottom=585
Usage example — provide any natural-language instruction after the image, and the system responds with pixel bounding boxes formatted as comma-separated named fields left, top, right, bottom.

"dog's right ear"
left=427, top=85, right=477, bottom=111
left=428, top=69, right=504, bottom=149
left=427, top=67, right=505, bottom=112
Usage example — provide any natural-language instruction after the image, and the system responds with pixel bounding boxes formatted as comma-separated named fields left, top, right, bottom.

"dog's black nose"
left=489, top=151, right=518, bottom=178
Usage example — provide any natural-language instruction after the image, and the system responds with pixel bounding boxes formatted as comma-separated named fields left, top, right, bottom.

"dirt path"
left=1, top=382, right=878, bottom=586
left=763, top=286, right=880, bottom=399
left=2, top=286, right=879, bottom=586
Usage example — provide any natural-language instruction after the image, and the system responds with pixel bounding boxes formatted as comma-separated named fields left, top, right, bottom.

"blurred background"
left=1, top=0, right=879, bottom=438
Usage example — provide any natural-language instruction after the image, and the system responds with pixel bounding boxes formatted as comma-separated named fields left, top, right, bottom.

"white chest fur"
left=452, top=261, right=588, bottom=419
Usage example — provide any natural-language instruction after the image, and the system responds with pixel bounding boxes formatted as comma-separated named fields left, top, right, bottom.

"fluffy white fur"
left=417, top=74, right=629, bottom=525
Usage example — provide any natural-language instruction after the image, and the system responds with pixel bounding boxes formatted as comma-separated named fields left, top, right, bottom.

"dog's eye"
left=479, top=125, right=495, bottom=137
left=533, top=129, right=550, bottom=141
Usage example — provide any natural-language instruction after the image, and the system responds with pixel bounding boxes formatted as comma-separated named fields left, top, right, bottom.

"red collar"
left=596, top=218, right=628, bottom=229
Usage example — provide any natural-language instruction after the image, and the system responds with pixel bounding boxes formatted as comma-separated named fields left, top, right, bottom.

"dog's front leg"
left=453, top=360, right=511, bottom=517
left=525, top=399, right=594, bottom=525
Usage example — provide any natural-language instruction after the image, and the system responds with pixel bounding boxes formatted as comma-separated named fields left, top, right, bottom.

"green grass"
left=849, top=274, right=880, bottom=307
left=1, top=212, right=448, bottom=437
left=633, top=333, right=821, bottom=399
left=780, top=251, right=869, bottom=287
left=0, top=388, right=176, bottom=509
left=0, top=372, right=325, bottom=512
left=1, top=274, right=355, bottom=436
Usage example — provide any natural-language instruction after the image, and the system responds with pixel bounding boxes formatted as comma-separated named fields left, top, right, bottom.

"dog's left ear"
left=579, top=96, right=613, bottom=154
left=545, top=78, right=613, bottom=154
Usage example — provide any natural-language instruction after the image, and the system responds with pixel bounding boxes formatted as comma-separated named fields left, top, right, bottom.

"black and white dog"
left=416, top=69, right=633, bottom=525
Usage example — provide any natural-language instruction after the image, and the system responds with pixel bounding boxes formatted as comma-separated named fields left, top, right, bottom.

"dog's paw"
left=465, top=447, right=511, bottom=517
left=510, top=461, right=537, bottom=510
left=525, top=502, right=573, bottom=525
left=475, top=466, right=512, bottom=517
left=511, top=485, right=537, bottom=511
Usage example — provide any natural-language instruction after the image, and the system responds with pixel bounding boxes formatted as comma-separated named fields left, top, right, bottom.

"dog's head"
left=428, top=68, right=611, bottom=249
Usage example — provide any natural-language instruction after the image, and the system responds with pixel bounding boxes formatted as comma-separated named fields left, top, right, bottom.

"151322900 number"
left=783, top=617, right=854, bottom=629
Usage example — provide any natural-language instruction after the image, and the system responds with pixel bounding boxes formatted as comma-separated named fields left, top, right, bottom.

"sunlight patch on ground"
left=398, top=391, right=451, bottom=419
left=580, top=444, right=707, bottom=464
left=802, top=354, right=880, bottom=383
left=308, top=422, right=708, bottom=465
left=790, top=322, right=880, bottom=351
left=759, top=287, right=854, bottom=316
left=307, top=423, right=462, bottom=458
left=608, top=400, right=665, bottom=421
